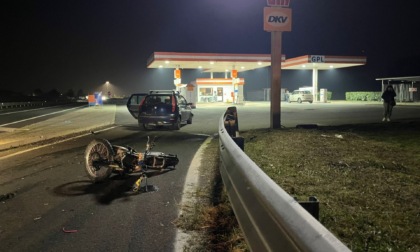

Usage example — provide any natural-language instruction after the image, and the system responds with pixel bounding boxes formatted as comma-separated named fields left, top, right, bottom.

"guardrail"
left=0, top=101, right=46, bottom=109
left=218, top=107, right=350, bottom=252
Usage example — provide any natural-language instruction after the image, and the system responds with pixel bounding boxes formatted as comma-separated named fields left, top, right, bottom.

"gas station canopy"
left=375, top=76, right=420, bottom=83
left=282, top=55, right=367, bottom=70
left=147, top=52, right=281, bottom=72
left=147, top=52, right=366, bottom=72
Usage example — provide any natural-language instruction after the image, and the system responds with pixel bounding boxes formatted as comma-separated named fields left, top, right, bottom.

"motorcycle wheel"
left=84, top=139, right=114, bottom=183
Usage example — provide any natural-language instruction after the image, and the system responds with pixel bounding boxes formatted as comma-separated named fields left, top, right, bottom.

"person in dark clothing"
left=381, top=85, right=396, bottom=122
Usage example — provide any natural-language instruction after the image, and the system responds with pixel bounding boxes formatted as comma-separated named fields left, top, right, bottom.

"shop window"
left=199, top=88, right=213, bottom=96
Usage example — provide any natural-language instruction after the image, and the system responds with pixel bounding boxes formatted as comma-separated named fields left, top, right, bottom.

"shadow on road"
left=53, top=169, right=174, bottom=205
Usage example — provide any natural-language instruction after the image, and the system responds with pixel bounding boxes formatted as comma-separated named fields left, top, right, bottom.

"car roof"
left=149, top=90, right=179, bottom=95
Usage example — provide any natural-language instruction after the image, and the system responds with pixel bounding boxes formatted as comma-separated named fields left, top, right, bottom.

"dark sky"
left=2, top=0, right=420, bottom=98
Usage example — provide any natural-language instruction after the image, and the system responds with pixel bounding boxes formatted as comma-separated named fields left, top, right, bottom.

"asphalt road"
left=1, top=101, right=420, bottom=251
left=0, top=106, right=208, bottom=252
left=0, top=104, right=87, bottom=128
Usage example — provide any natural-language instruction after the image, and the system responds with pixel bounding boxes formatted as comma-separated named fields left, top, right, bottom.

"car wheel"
left=172, top=117, right=181, bottom=130
left=309, top=101, right=313, bottom=104
left=139, top=120, right=150, bottom=130
left=187, top=116, right=192, bottom=124
left=297, top=98, right=302, bottom=103
left=143, top=123, right=151, bottom=130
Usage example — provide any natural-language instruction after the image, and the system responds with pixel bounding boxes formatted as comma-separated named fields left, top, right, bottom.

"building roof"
left=375, top=76, right=420, bottom=83
left=147, top=52, right=366, bottom=72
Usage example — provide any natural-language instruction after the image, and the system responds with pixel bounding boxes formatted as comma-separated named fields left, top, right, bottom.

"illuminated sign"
left=231, top=69, right=238, bottom=78
left=310, top=55, right=325, bottom=63
left=174, top=69, right=181, bottom=79
left=267, top=0, right=291, bottom=7
left=264, top=7, right=292, bottom=32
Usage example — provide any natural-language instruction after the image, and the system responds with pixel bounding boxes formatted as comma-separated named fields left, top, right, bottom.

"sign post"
left=264, top=0, right=292, bottom=129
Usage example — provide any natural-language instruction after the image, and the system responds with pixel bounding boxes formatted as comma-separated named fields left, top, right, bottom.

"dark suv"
left=127, top=90, right=193, bottom=130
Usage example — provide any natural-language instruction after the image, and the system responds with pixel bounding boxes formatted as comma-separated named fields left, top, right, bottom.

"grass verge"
left=176, top=120, right=419, bottom=252
left=175, top=137, right=248, bottom=252
left=242, top=121, right=420, bottom=252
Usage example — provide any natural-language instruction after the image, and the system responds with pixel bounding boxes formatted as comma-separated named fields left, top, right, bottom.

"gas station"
left=146, top=52, right=367, bottom=104
left=146, top=0, right=367, bottom=129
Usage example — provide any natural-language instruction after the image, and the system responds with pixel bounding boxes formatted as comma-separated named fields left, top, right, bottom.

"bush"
left=345, top=92, right=381, bottom=101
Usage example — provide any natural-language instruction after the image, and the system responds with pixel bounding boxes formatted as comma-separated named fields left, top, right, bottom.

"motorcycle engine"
left=113, top=146, right=138, bottom=169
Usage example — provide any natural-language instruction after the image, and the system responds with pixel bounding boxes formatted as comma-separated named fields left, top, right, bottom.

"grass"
left=242, top=121, right=420, bottom=252
left=176, top=120, right=419, bottom=252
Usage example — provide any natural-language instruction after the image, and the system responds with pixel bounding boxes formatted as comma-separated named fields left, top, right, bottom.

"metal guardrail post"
left=296, top=196, right=320, bottom=220
left=224, top=106, right=244, bottom=150
left=218, top=106, right=350, bottom=252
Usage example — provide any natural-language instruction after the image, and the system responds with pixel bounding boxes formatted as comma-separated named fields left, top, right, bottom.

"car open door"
left=126, top=93, right=147, bottom=119
left=177, top=95, right=192, bottom=122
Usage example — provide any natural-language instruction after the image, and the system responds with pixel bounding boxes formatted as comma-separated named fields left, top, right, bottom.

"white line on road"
left=0, top=105, right=86, bottom=127
left=0, top=105, right=62, bottom=115
left=0, top=125, right=118, bottom=161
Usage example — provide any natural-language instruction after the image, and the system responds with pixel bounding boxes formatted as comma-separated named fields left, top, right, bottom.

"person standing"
left=381, top=85, right=396, bottom=122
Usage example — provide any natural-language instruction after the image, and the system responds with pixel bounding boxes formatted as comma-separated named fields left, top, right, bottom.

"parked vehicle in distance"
left=126, top=90, right=193, bottom=130
left=288, top=90, right=313, bottom=103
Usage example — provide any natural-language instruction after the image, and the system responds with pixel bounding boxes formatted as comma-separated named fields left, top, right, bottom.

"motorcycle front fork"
left=132, top=173, right=148, bottom=193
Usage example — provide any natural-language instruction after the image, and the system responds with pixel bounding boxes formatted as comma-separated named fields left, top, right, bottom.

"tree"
left=46, top=89, right=61, bottom=99
left=65, top=89, right=75, bottom=98
left=33, top=89, right=43, bottom=97
left=77, top=89, right=85, bottom=98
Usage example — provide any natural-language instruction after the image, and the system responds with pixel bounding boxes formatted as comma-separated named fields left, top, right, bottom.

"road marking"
left=0, top=125, right=118, bottom=161
left=0, top=105, right=87, bottom=127
left=0, top=105, right=62, bottom=115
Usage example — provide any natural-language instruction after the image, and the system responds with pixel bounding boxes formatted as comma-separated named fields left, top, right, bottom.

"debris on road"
left=62, top=227, right=78, bottom=233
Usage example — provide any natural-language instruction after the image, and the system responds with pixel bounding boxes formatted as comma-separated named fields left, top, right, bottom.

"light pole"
left=105, top=81, right=110, bottom=98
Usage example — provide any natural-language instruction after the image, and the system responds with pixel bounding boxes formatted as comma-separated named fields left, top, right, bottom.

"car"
left=126, top=90, right=193, bottom=130
left=288, top=90, right=313, bottom=103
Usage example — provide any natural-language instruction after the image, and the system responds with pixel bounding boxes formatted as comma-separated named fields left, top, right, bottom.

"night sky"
left=2, top=0, right=420, bottom=99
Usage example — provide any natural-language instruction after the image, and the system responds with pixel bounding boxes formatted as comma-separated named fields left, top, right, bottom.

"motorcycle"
left=84, top=136, right=178, bottom=192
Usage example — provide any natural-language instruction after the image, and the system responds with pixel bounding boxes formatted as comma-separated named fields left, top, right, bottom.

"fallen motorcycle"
left=84, top=136, right=178, bottom=192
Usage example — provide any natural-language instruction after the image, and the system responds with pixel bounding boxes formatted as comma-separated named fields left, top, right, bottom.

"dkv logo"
left=268, top=15, right=288, bottom=24
left=264, top=7, right=292, bottom=31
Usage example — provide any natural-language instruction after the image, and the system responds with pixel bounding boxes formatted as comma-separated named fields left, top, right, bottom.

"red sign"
left=267, top=0, right=290, bottom=7
left=264, top=7, right=292, bottom=32
left=409, top=87, right=417, bottom=92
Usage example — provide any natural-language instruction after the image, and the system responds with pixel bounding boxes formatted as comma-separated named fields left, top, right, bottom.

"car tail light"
left=171, top=96, right=176, bottom=113
left=139, top=97, right=145, bottom=111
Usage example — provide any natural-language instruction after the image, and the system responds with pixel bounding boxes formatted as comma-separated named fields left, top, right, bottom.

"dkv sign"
left=264, top=7, right=292, bottom=32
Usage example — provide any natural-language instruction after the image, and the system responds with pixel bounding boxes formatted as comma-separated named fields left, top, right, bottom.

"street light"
left=105, top=81, right=110, bottom=98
